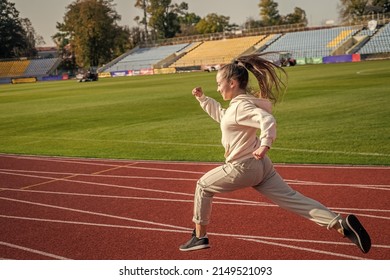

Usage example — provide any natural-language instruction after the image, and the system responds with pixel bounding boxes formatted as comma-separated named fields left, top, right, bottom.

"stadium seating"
left=0, top=58, right=60, bottom=79
left=262, top=26, right=360, bottom=58
left=356, top=27, right=376, bottom=37
left=24, top=58, right=60, bottom=76
left=327, top=29, right=355, bottom=48
left=0, top=60, right=29, bottom=77
left=358, top=22, right=390, bottom=54
left=1, top=23, right=389, bottom=81
left=0, top=62, right=13, bottom=77
left=171, top=35, right=265, bottom=68
left=101, top=43, right=192, bottom=72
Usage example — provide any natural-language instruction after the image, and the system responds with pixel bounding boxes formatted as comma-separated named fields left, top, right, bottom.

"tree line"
left=0, top=0, right=44, bottom=58
left=1, top=0, right=389, bottom=70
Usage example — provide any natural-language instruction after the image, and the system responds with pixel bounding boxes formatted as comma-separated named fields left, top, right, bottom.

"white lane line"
left=3, top=214, right=389, bottom=249
left=272, top=147, right=390, bottom=157
left=330, top=210, right=390, bottom=220
left=237, top=238, right=369, bottom=260
left=1, top=153, right=390, bottom=170
left=1, top=188, right=390, bottom=220
left=2, top=215, right=388, bottom=260
left=286, top=179, right=390, bottom=190
left=2, top=169, right=390, bottom=191
left=0, top=214, right=190, bottom=234
left=2, top=170, right=389, bottom=219
left=0, top=170, right=198, bottom=182
left=274, top=163, right=390, bottom=170
left=0, top=154, right=206, bottom=174
left=289, top=182, right=390, bottom=191
left=2, top=168, right=390, bottom=189
left=2, top=170, right=390, bottom=219
left=0, top=170, right=269, bottom=205
left=0, top=188, right=272, bottom=207
left=0, top=241, right=71, bottom=260
left=0, top=196, right=190, bottom=231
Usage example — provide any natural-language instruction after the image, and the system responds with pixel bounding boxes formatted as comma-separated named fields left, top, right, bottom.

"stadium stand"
left=0, top=58, right=60, bottom=79
left=170, top=35, right=266, bottom=68
left=0, top=61, right=29, bottom=77
left=356, top=27, right=375, bottom=37
left=327, top=29, right=355, bottom=48
left=0, top=62, right=14, bottom=77
left=1, top=20, right=389, bottom=82
left=256, top=34, right=282, bottom=50
left=100, top=43, right=191, bottom=73
left=9, top=60, right=30, bottom=77
left=358, top=22, right=390, bottom=54
left=261, top=26, right=360, bottom=59
left=63, top=22, right=390, bottom=71
left=24, top=58, right=61, bottom=77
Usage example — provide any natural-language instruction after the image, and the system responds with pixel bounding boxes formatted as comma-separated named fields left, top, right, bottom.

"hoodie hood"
left=230, top=94, right=273, bottom=114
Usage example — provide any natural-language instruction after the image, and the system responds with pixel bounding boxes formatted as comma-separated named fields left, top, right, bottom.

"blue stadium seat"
left=104, top=43, right=191, bottom=72
left=263, top=26, right=359, bottom=59
left=24, top=58, right=60, bottom=76
left=358, top=23, right=390, bottom=54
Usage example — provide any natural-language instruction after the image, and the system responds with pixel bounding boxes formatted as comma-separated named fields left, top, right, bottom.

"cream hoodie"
left=197, top=94, right=276, bottom=163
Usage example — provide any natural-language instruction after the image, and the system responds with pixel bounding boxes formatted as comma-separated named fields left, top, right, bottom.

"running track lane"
left=0, top=154, right=389, bottom=260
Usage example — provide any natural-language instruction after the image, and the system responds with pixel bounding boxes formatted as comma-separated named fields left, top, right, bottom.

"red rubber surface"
left=0, top=154, right=389, bottom=260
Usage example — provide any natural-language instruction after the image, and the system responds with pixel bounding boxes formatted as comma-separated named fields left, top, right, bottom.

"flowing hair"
left=218, top=53, right=287, bottom=104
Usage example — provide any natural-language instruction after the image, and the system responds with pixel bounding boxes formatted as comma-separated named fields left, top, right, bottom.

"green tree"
left=135, top=0, right=189, bottom=39
left=52, top=30, right=76, bottom=75
left=339, top=0, right=390, bottom=22
left=372, top=0, right=390, bottom=13
left=0, top=0, right=41, bottom=58
left=148, top=0, right=188, bottom=38
left=55, top=0, right=130, bottom=68
left=134, top=0, right=149, bottom=39
left=339, top=0, right=369, bottom=21
left=259, top=0, right=281, bottom=26
left=244, top=17, right=265, bottom=30
left=21, top=18, right=46, bottom=57
left=282, top=7, right=308, bottom=25
left=128, top=26, right=144, bottom=47
left=195, top=13, right=230, bottom=34
left=178, top=12, right=201, bottom=36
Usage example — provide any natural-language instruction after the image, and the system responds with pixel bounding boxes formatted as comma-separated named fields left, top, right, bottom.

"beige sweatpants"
left=192, top=156, right=340, bottom=228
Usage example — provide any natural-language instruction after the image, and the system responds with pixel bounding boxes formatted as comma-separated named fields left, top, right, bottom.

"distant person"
left=179, top=54, right=371, bottom=254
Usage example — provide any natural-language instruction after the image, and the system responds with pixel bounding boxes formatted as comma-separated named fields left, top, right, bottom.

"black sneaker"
left=179, top=230, right=210, bottom=251
left=341, top=215, right=371, bottom=254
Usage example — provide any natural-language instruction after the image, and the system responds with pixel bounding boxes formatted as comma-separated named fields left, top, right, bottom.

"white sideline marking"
left=2, top=137, right=389, bottom=157
left=0, top=241, right=71, bottom=260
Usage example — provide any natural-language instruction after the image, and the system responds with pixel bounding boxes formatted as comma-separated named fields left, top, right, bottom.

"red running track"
left=0, top=154, right=389, bottom=260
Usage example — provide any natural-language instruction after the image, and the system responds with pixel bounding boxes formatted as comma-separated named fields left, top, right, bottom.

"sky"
left=11, top=0, right=341, bottom=46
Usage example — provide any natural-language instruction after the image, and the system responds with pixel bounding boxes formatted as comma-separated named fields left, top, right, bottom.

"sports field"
left=0, top=60, right=389, bottom=165
left=0, top=61, right=389, bottom=266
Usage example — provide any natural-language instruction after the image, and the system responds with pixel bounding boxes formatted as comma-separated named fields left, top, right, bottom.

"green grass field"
left=1, top=60, right=389, bottom=165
